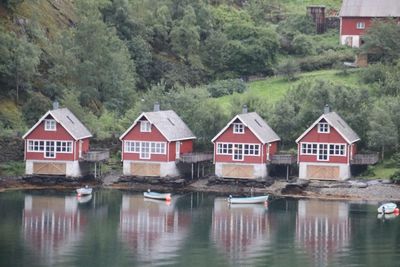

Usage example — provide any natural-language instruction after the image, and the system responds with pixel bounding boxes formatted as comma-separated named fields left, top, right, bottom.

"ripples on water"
left=1, top=190, right=400, bottom=267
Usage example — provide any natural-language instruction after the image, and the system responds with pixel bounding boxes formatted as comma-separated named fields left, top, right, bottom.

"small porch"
left=81, top=150, right=110, bottom=178
left=177, top=152, right=213, bottom=179
left=351, top=153, right=379, bottom=165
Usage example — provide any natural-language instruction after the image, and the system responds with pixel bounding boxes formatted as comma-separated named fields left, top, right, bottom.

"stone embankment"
left=1, top=174, right=400, bottom=202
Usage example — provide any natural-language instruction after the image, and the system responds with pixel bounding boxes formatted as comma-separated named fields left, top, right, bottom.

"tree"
left=276, top=60, right=300, bottom=81
left=362, top=20, right=400, bottom=63
left=0, top=29, right=41, bottom=103
left=367, top=100, right=398, bottom=160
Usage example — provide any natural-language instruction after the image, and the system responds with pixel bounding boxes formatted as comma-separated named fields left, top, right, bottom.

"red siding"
left=341, top=17, right=372, bottom=35
left=214, top=124, right=265, bottom=164
left=298, top=123, right=350, bottom=164
left=121, top=120, right=194, bottom=162
left=25, top=120, right=76, bottom=161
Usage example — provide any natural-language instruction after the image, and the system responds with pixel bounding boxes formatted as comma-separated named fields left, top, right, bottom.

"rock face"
left=207, top=177, right=274, bottom=188
left=117, top=176, right=188, bottom=188
left=0, top=137, right=24, bottom=163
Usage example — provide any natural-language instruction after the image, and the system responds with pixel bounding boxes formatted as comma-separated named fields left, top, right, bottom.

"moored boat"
left=76, top=186, right=93, bottom=196
left=143, top=190, right=171, bottom=201
left=227, top=195, right=269, bottom=204
left=377, top=203, right=398, bottom=214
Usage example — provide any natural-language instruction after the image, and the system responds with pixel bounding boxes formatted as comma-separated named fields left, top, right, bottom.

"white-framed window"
left=140, top=142, right=150, bottom=159
left=233, top=144, right=243, bottom=161
left=125, top=141, right=140, bottom=153
left=44, top=119, right=56, bottom=131
left=45, top=141, right=55, bottom=158
left=244, top=144, right=260, bottom=156
left=301, top=143, right=318, bottom=155
left=318, top=144, right=329, bottom=161
left=151, top=142, right=166, bottom=154
left=55, top=141, right=72, bottom=153
left=356, top=22, right=365, bottom=29
left=318, top=122, right=329, bottom=133
left=27, top=140, right=45, bottom=152
left=329, top=144, right=346, bottom=156
left=140, top=121, right=151, bottom=132
left=233, top=123, right=244, bottom=134
left=216, top=143, right=233, bottom=155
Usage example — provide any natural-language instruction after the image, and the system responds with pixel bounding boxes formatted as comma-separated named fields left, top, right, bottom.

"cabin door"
left=176, top=141, right=180, bottom=159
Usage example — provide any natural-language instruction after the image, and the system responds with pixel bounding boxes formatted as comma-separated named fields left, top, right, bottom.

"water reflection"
left=22, top=194, right=88, bottom=265
left=296, top=200, right=350, bottom=266
left=211, top=198, right=270, bottom=265
left=119, top=194, right=190, bottom=266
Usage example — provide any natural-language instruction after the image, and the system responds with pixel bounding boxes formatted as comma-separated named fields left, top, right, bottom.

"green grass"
left=215, top=69, right=365, bottom=109
left=365, top=163, right=397, bottom=179
left=281, top=0, right=342, bottom=14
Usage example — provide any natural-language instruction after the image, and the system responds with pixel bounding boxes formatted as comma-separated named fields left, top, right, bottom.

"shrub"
left=298, top=50, right=354, bottom=72
left=292, top=34, right=315, bottom=56
left=276, top=60, right=300, bottom=81
left=207, top=79, right=247, bottom=97
left=359, top=63, right=388, bottom=84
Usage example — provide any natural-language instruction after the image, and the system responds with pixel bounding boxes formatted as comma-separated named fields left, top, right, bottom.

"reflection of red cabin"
left=212, top=106, right=280, bottom=179
left=296, top=106, right=359, bottom=181
left=119, top=104, right=196, bottom=177
left=22, top=195, right=87, bottom=264
left=23, top=106, right=92, bottom=177
left=211, top=198, right=270, bottom=265
left=119, top=194, right=190, bottom=263
left=296, top=200, right=350, bottom=266
left=340, top=0, right=400, bottom=47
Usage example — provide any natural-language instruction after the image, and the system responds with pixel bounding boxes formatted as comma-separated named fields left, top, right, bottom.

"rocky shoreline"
left=1, top=175, right=400, bottom=202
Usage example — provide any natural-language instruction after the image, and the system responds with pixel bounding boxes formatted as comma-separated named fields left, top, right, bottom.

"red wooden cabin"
left=340, top=0, right=400, bottom=47
left=211, top=106, right=280, bottom=179
left=296, top=105, right=360, bottom=181
left=119, top=104, right=196, bottom=177
left=23, top=105, right=92, bottom=177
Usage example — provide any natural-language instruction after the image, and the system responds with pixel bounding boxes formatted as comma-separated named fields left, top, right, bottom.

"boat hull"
left=228, top=195, right=269, bottom=204
left=377, top=203, right=397, bottom=214
left=76, top=188, right=93, bottom=196
left=143, top=192, right=171, bottom=200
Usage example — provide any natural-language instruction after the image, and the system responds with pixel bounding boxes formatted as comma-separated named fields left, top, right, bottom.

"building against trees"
left=119, top=103, right=196, bottom=177
left=339, top=0, right=400, bottom=47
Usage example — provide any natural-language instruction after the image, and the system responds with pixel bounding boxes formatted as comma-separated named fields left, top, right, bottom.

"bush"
left=276, top=60, right=300, bottom=81
left=0, top=161, right=25, bottom=176
left=292, top=34, right=315, bottom=56
left=207, top=79, right=247, bottom=97
left=359, top=63, right=388, bottom=84
left=298, top=50, right=354, bottom=72
left=390, top=170, right=400, bottom=184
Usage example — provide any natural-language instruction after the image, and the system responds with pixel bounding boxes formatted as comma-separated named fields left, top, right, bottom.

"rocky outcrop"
left=0, top=137, right=24, bottom=163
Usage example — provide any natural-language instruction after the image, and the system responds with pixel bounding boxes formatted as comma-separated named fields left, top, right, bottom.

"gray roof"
left=340, top=0, right=400, bottom=17
left=237, top=112, right=281, bottom=143
left=23, top=108, right=92, bottom=140
left=138, top=110, right=195, bottom=141
left=50, top=108, right=92, bottom=139
left=324, top=111, right=360, bottom=143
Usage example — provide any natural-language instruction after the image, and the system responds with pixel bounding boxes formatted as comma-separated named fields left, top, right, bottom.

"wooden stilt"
left=286, top=165, right=289, bottom=181
left=94, top=162, right=97, bottom=178
left=191, top=163, right=194, bottom=180
left=197, top=163, right=200, bottom=178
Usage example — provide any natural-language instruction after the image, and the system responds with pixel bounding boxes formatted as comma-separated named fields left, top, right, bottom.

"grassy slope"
left=216, top=69, right=365, bottom=109
left=281, top=0, right=342, bottom=14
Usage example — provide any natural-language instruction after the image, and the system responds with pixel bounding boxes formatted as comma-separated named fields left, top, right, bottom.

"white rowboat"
left=377, top=203, right=397, bottom=214
left=143, top=190, right=171, bottom=201
left=76, top=187, right=92, bottom=196
left=228, top=195, right=269, bottom=204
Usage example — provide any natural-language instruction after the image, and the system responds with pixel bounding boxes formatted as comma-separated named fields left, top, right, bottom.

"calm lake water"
left=0, top=190, right=399, bottom=267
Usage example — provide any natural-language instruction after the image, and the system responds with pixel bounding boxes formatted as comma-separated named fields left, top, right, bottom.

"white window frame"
left=300, top=143, right=318, bottom=155
left=216, top=143, right=233, bottom=155
left=356, top=22, right=365, bottom=29
left=318, top=122, right=330, bottom=133
left=233, top=123, right=244, bottom=134
left=44, top=119, right=56, bottom=131
left=55, top=141, right=73, bottom=153
left=27, top=140, right=45, bottom=152
left=140, top=121, right=151, bottom=132
left=243, top=144, right=260, bottom=156
left=329, top=144, right=346, bottom=156
left=233, top=144, right=244, bottom=161
left=124, top=141, right=166, bottom=156
left=140, top=142, right=151, bottom=159
left=45, top=141, right=56, bottom=158
left=317, top=144, right=329, bottom=161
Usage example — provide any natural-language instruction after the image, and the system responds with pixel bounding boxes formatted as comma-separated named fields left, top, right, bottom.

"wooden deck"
left=81, top=150, right=110, bottom=162
left=351, top=153, right=379, bottom=165
left=271, top=154, right=297, bottom=165
left=178, top=152, right=213, bottom=163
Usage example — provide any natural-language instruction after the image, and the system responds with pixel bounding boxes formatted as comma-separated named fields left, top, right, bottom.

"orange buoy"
left=394, top=208, right=399, bottom=214
left=166, top=195, right=171, bottom=201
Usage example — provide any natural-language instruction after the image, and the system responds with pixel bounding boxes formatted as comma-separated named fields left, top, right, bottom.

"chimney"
left=154, top=102, right=160, bottom=112
left=242, top=104, right=248, bottom=114
left=53, top=100, right=59, bottom=110
left=324, top=104, right=330, bottom=114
